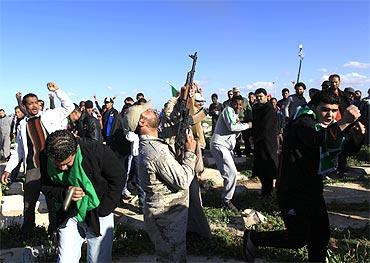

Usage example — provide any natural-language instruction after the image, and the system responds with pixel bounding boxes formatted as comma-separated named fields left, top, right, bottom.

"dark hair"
left=72, top=103, right=81, bottom=113
left=14, top=106, right=21, bottom=110
left=310, top=90, right=340, bottom=108
left=124, top=97, right=134, bottom=103
left=211, top=93, right=218, bottom=99
left=321, top=80, right=332, bottom=91
left=282, top=88, right=289, bottom=93
left=294, top=82, right=306, bottom=90
left=255, top=88, right=267, bottom=95
left=45, top=130, right=78, bottom=162
left=134, top=98, right=147, bottom=105
left=136, top=92, right=144, bottom=100
left=22, top=93, right=38, bottom=105
left=270, top=97, right=277, bottom=102
left=231, top=95, right=244, bottom=103
left=0, top=109, right=4, bottom=112
left=248, top=92, right=255, bottom=97
left=329, top=74, right=340, bottom=81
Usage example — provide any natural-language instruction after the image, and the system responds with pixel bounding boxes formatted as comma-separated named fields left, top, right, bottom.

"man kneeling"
left=40, top=130, right=124, bottom=263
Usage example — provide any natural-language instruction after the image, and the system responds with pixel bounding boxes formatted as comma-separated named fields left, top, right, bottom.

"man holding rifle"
left=126, top=104, right=197, bottom=262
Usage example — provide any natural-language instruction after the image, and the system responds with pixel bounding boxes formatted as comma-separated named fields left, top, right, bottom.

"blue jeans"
left=57, top=213, right=114, bottom=263
left=128, top=155, right=146, bottom=208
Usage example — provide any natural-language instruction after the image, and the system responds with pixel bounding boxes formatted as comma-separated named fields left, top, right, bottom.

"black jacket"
left=252, top=102, right=278, bottom=166
left=78, top=113, right=103, bottom=142
left=40, top=139, right=125, bottom=235
left=277, top=115, right=363, bottom=206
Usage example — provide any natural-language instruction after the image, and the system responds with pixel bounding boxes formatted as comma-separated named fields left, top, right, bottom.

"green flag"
left=170, top=84, right=178, bottom=97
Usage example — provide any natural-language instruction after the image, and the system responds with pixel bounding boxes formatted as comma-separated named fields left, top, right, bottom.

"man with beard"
left=285, top=82, right=307, bottom=119
left=135, top=107, right=197, bottom=262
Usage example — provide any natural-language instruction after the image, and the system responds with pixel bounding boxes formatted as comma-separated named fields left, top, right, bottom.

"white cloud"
left=341, top=72, right=370, bottom=86
left=119, top=91, right=127, bottom=95
left=107, top=86, right=113, bottom=90
left=343, top=61, right=370, bottom=69
left=318, top=68, right=328, bottom=73
left=245, top=81, right=274, bottom=91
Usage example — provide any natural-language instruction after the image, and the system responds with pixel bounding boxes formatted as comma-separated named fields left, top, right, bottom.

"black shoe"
left=223, top=201, right=238, bottom=212
left=243, top=230, right=257, bottom=262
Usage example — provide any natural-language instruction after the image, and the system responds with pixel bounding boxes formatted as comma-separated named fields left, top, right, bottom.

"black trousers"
left=253, top=157, right=276, bottom=196
left=251, top=196, right=330, bottom=262
left=22, top=168, right=56, bottom=234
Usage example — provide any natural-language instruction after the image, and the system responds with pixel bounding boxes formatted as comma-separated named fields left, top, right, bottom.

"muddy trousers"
left=250, top=197, right=330, bottom=262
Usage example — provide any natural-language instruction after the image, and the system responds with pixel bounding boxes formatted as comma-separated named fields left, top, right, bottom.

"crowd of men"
left=0, top=74, right=368, bottom=262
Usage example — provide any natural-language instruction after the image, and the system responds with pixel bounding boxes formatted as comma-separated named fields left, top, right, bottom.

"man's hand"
left=342, top=105, right=361, bottom=124
left=16, top=92, right=22, bottom=99
left=185, top=132, right=196, bottom=153
left=47, top=82, right=59, bottom=92
left=93, top=95, right=97, bottom=101
left=1, top=171, right=10, bottom=185
left=68, top=186, right=85, bottom=201
left=48, top=93, right=54, bottom=99
left=338, top=105, right=361, bottom=131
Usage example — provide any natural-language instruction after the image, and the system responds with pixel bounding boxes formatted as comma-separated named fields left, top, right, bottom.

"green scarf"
left=47, top=147, right=100, bottom=222
left=294, top=106, right=345, bottom=176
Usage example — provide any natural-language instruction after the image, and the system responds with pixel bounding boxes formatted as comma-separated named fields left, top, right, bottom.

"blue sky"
left=1, top=0, right=369, bottom=113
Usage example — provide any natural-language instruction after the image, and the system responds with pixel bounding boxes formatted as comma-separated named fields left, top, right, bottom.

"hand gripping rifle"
left=175, top=52, right=198, bottom=163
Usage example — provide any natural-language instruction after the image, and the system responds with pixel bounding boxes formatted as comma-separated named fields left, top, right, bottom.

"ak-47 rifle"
left=175, top=52, right=198, bottom=163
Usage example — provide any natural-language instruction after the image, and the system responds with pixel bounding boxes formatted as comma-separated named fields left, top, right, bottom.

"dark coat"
left=278, top=115, right=363, bottom=206
left=78, top=113, right=103, bottom=142
left=40, top=138, right=125, bottom=235
left=252, top=102, right=278, bottom=166
left=109, top=112, right=131, bottom=157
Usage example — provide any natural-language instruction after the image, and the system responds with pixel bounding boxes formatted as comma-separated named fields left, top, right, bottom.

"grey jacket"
left=0, top=115, right=12, bottom=136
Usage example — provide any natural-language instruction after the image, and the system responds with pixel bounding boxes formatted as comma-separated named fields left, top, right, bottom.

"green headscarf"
left=47, top=146, right=100, bottom=221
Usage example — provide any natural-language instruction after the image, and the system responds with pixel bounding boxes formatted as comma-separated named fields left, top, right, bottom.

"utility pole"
left=297, top=44, right=304, bottom=83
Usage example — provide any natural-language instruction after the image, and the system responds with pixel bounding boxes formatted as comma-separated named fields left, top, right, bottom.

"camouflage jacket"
left=138, top=135, right=196, bottom=216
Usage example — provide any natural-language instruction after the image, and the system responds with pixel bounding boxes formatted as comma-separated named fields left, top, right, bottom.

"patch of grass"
left=328, top=227, right=370, bottom=263
left=112, top=226, right=154, bottom=257
left=241, top=169, right=253, bottom=178
left=203, top=207, right=238, bottom=226
left=187, top=229, right=242, bottom=259
left=347, top=145, right=370, bottom=167
left=0, top=224, right=51, bottom=249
